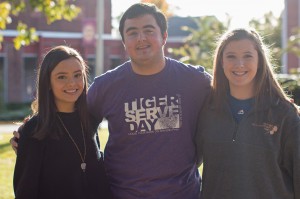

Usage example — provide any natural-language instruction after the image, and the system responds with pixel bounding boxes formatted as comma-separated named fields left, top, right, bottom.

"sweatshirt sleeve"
left=281, top=113, right=300, bottom=199
left=195, top=106, right=207, bottom=167
left=87, top=78, right=104, bottom=125
left=13, top=124, right=45, bottom=199
left=291, top=124, right=300, bottom=199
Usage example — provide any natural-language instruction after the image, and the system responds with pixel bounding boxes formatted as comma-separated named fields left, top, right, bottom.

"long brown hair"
left=31, top=45, right=91, bottom=140
left=211, top=28, right=297, bottom=114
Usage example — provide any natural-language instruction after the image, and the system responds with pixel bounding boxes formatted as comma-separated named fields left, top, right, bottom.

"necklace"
left=237, top=109, right=244, bottom=115
left=57, top=114, right=87, bottom=172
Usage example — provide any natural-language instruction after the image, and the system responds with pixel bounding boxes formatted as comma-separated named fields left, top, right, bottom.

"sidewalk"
left=0, top=123, right=20, bottom=134
left=0, top=120, right=108, bottom=134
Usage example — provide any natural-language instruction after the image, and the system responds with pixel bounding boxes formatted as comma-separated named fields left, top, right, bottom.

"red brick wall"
left=6, top=0, right=111, bottom=34
left=286, top=0, right=300, bottom=71
left=6, top=43, right=23, bottom=102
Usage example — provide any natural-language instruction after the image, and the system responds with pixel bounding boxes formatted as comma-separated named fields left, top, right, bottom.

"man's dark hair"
left=119, top=3, right=168, bottom=41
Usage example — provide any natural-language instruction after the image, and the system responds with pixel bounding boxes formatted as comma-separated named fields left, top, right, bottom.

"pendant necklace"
left=57, top=114, right=87, bottom=172
left=237, top=109, right=244, bottom=115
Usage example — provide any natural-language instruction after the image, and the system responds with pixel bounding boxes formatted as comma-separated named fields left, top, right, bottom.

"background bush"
left=0, top=103, right=31, bottom=121
left=277, top=74, right=300, bottom=105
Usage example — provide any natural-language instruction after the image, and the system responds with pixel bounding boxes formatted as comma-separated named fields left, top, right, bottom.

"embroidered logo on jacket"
left=252, top=123, right=278, bottom=135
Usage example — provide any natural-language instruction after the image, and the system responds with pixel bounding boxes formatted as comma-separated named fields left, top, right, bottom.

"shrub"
left=0, top=103, right=31, bottom=121
left=277, top=74, right=300, bottom=105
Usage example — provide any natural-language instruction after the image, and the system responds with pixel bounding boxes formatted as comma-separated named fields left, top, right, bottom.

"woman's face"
left=50, top=57, right=85, bottom=112
left=222, top=39, right=258, bottom=98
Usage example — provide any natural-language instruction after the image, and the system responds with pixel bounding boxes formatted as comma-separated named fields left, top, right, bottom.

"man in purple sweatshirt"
left=11, top=3, right=211, bottom=199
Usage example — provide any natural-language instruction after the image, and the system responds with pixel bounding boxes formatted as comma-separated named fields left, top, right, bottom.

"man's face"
left=122, top=14, right=167, bottom=66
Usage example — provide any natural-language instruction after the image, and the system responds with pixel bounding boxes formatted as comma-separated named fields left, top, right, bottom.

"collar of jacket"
left=208, top=95, right=281, bottom=113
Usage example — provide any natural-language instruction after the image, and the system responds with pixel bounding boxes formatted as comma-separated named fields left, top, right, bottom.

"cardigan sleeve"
left=13, top=122, right=45, bottom=199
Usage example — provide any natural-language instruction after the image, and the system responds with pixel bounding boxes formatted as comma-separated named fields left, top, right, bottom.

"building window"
left=85, top=57, right=121, bottom=84
left=87, top=57, right=96, bottom=85
left=23, top=57, right=37, bottom=102
left=110, top=57, right=121, bottom=69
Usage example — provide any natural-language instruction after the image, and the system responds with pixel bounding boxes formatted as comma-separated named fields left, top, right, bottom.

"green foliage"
left=277, top=74, right=300, bottom=105
left=0, top=2, right=12, bottom=29
left=10, top=0, right=26, bottom=16
left=168, top=12, right=283, bottom=74
left=141, top=0, right=173, bottom=17
left=28, top=0, right=81, bottom=24
left=286, top=28, right=300, bottom=58
left=249, top=12, right=282, bottom=68
left=168, top=16, right=230, bottom=73
left=0, top=103, right=31, bottom=121
left=13, top=22, right=39, bottom=50
left=0, top=0, right=81, bottom=49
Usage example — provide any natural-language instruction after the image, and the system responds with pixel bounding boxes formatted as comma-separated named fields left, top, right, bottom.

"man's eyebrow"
left=125, top=27, right=138, bottom=33
left=143, top=25, right=155, bottom=29
left=125, top=24, right=155, bottom=33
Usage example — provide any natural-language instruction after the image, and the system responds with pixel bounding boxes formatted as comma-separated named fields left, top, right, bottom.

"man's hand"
left=10, top=131, right=20, bottom=154
left=9, top=116, right=29, bottom=154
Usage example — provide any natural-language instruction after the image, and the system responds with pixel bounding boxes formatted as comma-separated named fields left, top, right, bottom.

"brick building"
left=282, top=0, right=300, bottom=73
left=1, top=1, right=297, bottom=105
left=0, top=0, right=183, bottom=104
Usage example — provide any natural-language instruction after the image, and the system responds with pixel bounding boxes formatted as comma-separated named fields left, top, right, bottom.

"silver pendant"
left=237, top=109, right=244, bottom=115
left=81, top=162, right=86, bottom=172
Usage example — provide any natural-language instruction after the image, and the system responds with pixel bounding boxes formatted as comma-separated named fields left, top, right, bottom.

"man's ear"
left=162, top=32, right=168, bottom=45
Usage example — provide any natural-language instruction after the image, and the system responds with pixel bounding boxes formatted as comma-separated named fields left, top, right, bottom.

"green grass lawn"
left=0, top=128, right=109, bottom=199
left=0, top=134, right=17, bottom=199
